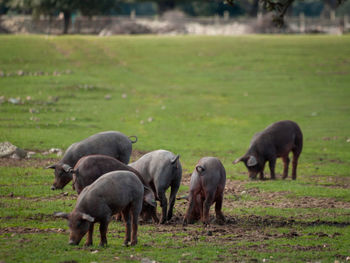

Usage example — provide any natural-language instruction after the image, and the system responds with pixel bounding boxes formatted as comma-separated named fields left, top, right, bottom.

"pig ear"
left=62, top=164, right=73, bottom=173
left=46, top=164, right=56, bottom=169
left=233, top=156, right=245, bottom=164
left=143, top=187, right=157, bottom=208
left=247, top=155, right=258, bottom=167
left=171, top=155, right=180, bottom=164
left=196, top=165, right=205, bottom=173
left=81, top=213, right=95, bottom=222
left=54, top=212, right=69, bottom=220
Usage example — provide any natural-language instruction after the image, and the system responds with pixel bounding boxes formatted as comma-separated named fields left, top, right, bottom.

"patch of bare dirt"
left=307, top=175, right=350, bottom=189
left=0, top=157, right=57, bottom=168
left=0, top=226, right=66, bottom=234
left=136, top=213, right=348, bottom=248
left=129, top=149, right=149, bottom=162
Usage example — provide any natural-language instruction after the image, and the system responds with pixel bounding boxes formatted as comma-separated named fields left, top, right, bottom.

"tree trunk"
left=321, top=0, right=337, bottom=18
left=63, top=10, right=71, bottom=34
left=158, top=1, right=176, bottom=14
left=249, top=0, right=259, bottom=17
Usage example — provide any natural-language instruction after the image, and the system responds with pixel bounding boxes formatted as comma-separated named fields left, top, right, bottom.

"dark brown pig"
left=183, top=157, right=226, bottom=226
left=47, top=131, right=137, bottom=190
left=233, top=120, right=303, bottom=180
left=55, top=171, right=145, bottom=247
left=65, top=154, right=159, bottom=223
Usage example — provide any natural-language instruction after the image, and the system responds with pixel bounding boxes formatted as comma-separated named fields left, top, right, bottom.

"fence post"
left=330, top=10, right=336, bottom=21
left=130, top=9, right=135, bottom=20
left=223, top=11, right=229, bottom=21
left=214, top=14, right=220, bottom=25
left=299, top=12, right=305, bottom=33
left=344, top=14, right=349, bottom=31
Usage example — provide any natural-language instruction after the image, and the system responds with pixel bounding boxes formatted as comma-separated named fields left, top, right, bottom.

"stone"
left=8, top=97, right=21, bottom=104
left=0, top=142, right=17, bottom=157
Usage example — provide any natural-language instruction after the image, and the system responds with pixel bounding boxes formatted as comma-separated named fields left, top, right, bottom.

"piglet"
left=55, top=170, right=147, bottom=247
left=183, top=157, right=226, bottom=226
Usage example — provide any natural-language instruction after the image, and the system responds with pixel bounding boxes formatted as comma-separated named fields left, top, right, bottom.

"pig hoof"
left=215, top=218, right=225, bottom=225
left=202, top=222, right=210, bottom=227
left=123, top=241, right=130, bottom=247
left=130, top=241, right=137, bottom=246
left=99, top=242, right=107, bottom=247
left=84, top=242, right=92, bottom=247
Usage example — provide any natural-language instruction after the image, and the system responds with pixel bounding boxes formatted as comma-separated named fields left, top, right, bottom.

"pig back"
left=76, top=171, right=144, bottom=218
left=252, top=120, right=303, bottom=155
left=74, top=155, right=142, bottom=189
left=191, top=157, right=226, bottom=193
left=62, top=131, right=132, bottom=165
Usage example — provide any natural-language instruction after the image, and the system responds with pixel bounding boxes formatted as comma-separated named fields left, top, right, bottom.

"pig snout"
left=69, top=239, right=77, bottom=245
left=68, top=233, right=83, bottom=246
left=51, top=185, right=56, bottom=190
left=249, top=172, right=258, bottom=180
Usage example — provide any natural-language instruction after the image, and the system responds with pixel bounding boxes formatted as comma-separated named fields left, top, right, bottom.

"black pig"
left=55, top=171, right=145, bottom=246
left=47, top=131, right=137, bottom=190
left=233, top=120, right=303, bottom=180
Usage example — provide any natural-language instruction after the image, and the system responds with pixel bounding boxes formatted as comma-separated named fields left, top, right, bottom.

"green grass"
left=0, top=35, right=350, bottom=263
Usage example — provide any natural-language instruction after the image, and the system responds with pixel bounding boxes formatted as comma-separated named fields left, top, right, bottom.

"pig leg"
left=268, top=158, right=276, bottom=180
left=215, top=194, right=225, bottom=224
left=85, top=223, right=94, bottom=246
left=158, top=190, right=168, bottom=224
left=259, top=171, right=264, bottom=180
left=202, top=192, right=214, bottom=225
left=282, top=156, right=290, bottom=179
left=99, top=220, right=109, bottom=247
left=183, top=192, right=195, bottom=225
left=122, top=207, right=131, bottom=246
left=291, top=150, right=301, bottom=180
left=259, top=163, right=266, bottom=180
left=151, top=209, right=159, bottom=224
left=167, top=180, right=180, bottom=221
left=130, top=210, right=139, bottom=246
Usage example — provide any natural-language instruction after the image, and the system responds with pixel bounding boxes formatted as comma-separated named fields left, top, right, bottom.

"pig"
left=233, top=120, right=303, bottom=180
left=65, top=154, right=159, bottom=223
left=47, top=131, right=137, bottom=190
left=55, top=170, right=148, bottom=246
left=183, top=157, right=226, bottom=226
left=129, top=150, right=182, bottom=224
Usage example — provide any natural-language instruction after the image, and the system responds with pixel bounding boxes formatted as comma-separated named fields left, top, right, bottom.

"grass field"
left=0, top=35, right=350, bottom=263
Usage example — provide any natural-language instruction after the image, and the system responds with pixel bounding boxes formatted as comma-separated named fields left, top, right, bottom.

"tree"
left=226, top=0, right=348, bottom=26
left=8, top=0, right=118, bottom=34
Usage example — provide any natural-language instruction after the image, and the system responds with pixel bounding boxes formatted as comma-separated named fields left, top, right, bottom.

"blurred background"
left=0, top=0, right=350, bottom=35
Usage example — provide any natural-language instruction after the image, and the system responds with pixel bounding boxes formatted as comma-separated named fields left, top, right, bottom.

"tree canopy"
left=226, top=0, right=348, bottom=26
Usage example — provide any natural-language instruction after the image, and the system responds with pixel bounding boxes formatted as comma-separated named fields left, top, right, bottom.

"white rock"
left=0, top=142, right=17, bottom=157
left=8, top=97, right=21, bottom=104
left=49, top=148, right=63, bottom=157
